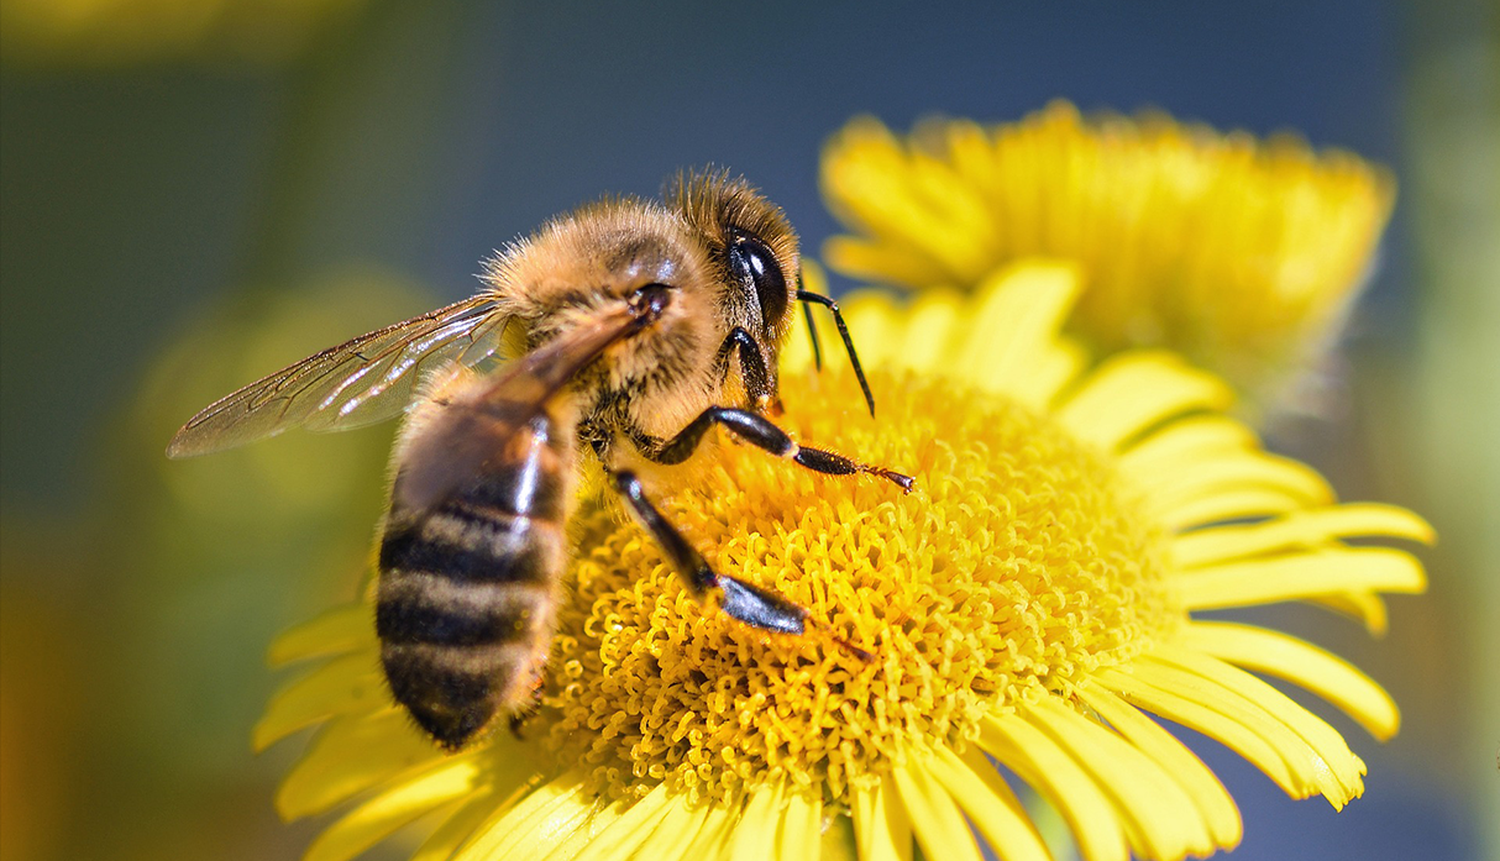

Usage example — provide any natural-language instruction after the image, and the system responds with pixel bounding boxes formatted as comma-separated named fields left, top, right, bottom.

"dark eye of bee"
left=727, top=232, right=788, bottom=328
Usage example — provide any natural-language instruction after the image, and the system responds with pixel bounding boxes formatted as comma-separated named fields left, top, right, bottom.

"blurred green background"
left=1, top=2, right=1494, bottom=860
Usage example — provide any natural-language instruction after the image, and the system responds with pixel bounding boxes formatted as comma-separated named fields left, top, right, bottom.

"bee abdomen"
left=380, top=640, right=547, bottom=750
left=376, top=492, right=569, bottom=747
left=376, top=575, right=550, bottom=646
left=378, top=503, right=563, bottom=587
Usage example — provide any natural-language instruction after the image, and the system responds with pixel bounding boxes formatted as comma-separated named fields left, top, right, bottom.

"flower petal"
left=730, top=781, right=785, bottom=861
left=453, top=771, right=591, bottom=861
left=1146, top=453, right=1334, bottom=519
left=953, top=262, right=1082, bottom=405
left=1147, top=648, right=1367, bottom=808
left=891, top=761, right=985, bottom=861
left=1302, top=590, right=1389, bottom=635
left=925, top=746, right=1050, bottom=861
left=634, top=798, right=716, bottom=861
left=1181, top=622, right=1400, bottom=740
left=411, top=782, right=527, bottom=861
left=1026, top=696, right=1219, bottom=860
left=1116, top=415, right=1257, bottom=480
left=889, top=288, right=967, bottom=375
left=277, top=708, right=441, bottom=819
left=303, top=754, right=485, bottom=861
left=851, top=779, right=914, bottom=861
left=1171, top=547, right=1426, bottom=610
left=254, top=654, right=386, bottom=752
left=1157, top=488, right=1303, bottom=531
left=1076, top=684, right=1242, bottom=849
left=778, top=790, right=823, bottom=857
left=1170, top=504, right=1435, bottom=569
left=823, top=237, right=950, bottom=293
left=978, top=712, right=1129, bottom=861
left=1057, top=352, right=1233, bottom=452
left=267, top=603, right=372, bottom=667
left=1097, top=665, right=1301, bottom=796
left=682, top=799, right=739, bottom=858
left=564, top=781, right=673, bottom=861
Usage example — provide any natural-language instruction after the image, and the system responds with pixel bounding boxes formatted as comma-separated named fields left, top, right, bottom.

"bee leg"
left=716, top=327, right=774, bottom=411
left=506, top=675, right=545, bottom=739
left=610, top=470, right=806, bottom=635
left=638, top=408, right=914, bottom=492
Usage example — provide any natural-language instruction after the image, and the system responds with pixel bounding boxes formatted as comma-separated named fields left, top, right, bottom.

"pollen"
left=544, top=367, right=1173, bottom=807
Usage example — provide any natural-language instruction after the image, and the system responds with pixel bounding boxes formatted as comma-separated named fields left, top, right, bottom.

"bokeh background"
left=1, top=2, right=1495, bottom=859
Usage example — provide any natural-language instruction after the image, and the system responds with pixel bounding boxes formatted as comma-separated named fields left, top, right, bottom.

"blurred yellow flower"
left=0, top=0, right=367, bottom=66
left=821, top=101, right=1395, bottom=409
left=256, top=263, right=1428, bottom=861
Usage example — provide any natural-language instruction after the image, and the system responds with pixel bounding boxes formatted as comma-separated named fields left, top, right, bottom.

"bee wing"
left=167, top=295, right=514, bottom=458
left=393, top=303, right=642, bottom=514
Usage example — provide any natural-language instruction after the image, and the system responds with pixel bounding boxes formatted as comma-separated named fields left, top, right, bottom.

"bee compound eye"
left=727, top=234, right=788, bottom=328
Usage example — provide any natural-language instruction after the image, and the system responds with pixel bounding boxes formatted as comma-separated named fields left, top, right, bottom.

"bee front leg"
left=610, top=470, right=806, bottom=634
left=636, top=407, right=914, bottom=492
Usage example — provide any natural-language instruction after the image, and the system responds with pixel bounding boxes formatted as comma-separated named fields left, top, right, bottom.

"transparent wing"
left=393, top=302, right=642, bottom=513
left=167, top=295, right=514, bottom=458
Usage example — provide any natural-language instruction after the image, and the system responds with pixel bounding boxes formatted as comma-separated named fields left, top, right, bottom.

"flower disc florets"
left=543, top=368, right=1173, bottom=807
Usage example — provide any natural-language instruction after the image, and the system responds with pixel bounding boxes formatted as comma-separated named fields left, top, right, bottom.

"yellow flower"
left=821, top=101, right=1396, bottom=409
left=0, top=0, right=366, bottom=66
left=257, top=264, right=1428, bottom=861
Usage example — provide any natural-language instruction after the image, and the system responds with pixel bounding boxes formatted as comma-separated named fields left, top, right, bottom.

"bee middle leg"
left=636, top=407, right=914, bottom=491
left=610, top=470, right=807, bottom=634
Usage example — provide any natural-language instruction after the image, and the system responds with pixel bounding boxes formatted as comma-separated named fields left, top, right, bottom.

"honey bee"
left=168, top=170, right=912, bottom=749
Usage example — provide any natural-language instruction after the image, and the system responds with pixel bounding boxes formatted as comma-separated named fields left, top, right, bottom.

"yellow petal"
left=890, top=761, right=985, bottom=861
left=1158, top=488, right=1302, bottom=531
left=851, top=779, right=913, bottom=861
left=896, top=288, right=966, bottom=376
left=1302, top=590, right=1389, bottom=635
left=634, top=799, right=715, bottom=861
left=778, top=790, right=823, bottom=858
left=1026, top=696, right=1217, bottom=859
left=303, top=754, right=484, bottom=861
left=1149, top=647, right=1368, bottom=808
left=453, top=771, right=590, bottom=861
left=1096, top=665, right=1302, bottom=797
left=1057, top=352, right=1233, bottom=452
left=682, top=799, right=739, bottom=858
left=1181, top=622, right=1399, bottom=739
left=1112, top=653, right=1364, bottom=807
left=277, top=708, right=441, bottom=819
left=978, top=713, right=1128, bottom=861
left=411, top=782, right=529, bottom=861
left=1170, top=504, right=1435, bottom=569
left=267, top=603, right=372, bottom=667
left=1171, top=547, right=1426, bottom=610
left=925, top=746, right=1050, bottom=861
left=952, top=261, right=1082, bottom=405
left=564, top=781, right=673, bottom=861
left=1116, top=415, right=1257, bottom=481
left=1076, top=684, right=1242, bottom=849
left=1146, top=453, right=1334, bottom=517
left=823, top=237, right=951, bottom=293
left=254, top=654, right=387, bottom=752
left=729, top=781, right=785, bottom=861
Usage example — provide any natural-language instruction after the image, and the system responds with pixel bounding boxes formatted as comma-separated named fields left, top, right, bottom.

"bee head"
left=666, top=169, right=800, bottom=408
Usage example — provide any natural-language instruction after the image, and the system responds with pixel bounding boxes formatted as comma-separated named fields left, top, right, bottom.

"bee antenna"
left=796, top=289, right=875, bottom=417
left=797, top=273, right=824, bottom=372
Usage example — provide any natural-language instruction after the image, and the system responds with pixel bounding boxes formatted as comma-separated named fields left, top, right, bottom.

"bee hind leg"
left=610, top=470, right=806, bottom=634
left=609, top=470, right=873, bottom=661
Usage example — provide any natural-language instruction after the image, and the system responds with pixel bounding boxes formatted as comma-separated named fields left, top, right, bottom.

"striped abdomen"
left=376, top=411, right=573, bottom=750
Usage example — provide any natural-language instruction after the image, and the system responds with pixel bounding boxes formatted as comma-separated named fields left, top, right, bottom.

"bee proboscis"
left=170, top=170, right=912, bottom=749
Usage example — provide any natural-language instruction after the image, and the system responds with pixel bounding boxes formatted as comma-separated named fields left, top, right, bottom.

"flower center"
left=542, top=368, right=1173, bottom=807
